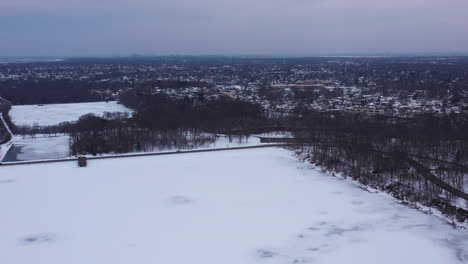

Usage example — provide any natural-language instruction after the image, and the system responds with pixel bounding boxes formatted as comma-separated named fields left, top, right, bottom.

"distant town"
left=1, top=56, right=467, bottom=117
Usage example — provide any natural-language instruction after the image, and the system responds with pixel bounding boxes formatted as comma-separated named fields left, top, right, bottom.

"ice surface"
left=0, top=148, right=467, bottom=264
left=3, top=135, right=70, bottom=161
left=10, top=101, right=133, bottom=127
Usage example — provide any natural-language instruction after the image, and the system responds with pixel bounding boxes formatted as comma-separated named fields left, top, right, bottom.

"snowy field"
left=0, top=148, right=467, bottom=264
left=10, top=101, right=133, bottom=127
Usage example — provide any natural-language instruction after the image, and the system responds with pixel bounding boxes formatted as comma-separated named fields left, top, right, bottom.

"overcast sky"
left=1, top=0, right=468, bottom=56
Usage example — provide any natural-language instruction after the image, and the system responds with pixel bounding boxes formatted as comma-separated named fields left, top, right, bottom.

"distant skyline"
left=1, top=0, right=468, bottom=56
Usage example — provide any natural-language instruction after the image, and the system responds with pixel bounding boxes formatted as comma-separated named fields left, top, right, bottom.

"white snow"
left=10, top=101, right=133, bottom=127
left=0, top=148, right=467, bottom=264
left=210, top=134, right=261, bottom=148
left=9, top=135, right=70, bottom=161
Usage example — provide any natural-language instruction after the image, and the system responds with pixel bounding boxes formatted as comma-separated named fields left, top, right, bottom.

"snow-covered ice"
left=0, top=148, right=467, bottom=264
left=1, top=135, right=70, bottom=162
left=10, top=101, right=133, bottom=127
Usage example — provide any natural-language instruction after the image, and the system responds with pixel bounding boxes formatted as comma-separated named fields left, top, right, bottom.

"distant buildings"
left=271, top=80, right=333, bottom=90
left=347, top=107, right=393, bottom=116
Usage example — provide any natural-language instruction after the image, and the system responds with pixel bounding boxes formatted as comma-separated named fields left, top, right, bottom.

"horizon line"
left=2, top=52, right=468, bottom=60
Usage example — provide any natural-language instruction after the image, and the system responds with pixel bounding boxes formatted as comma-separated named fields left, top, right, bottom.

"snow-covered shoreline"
left=297, top=158, right=468, bottom=229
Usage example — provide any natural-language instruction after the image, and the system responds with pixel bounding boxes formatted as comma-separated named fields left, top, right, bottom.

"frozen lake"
left=10, top=101, right=133, bottom=127
left=0, top=148, right=467, bottom=264
left=1, top=135, right=70, bottom=162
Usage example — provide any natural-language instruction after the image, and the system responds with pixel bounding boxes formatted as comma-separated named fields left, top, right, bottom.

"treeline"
left=17, top=94, right=267, bottom=155
left=0, top=79, right=107, bottom=105
left=288, top=110, right=468, bottom=222
left=68, top=116, right=217, bottom=156
left=0, top=121, right=10, bottom=144
left=0, top=98, right=14, bottom=144
left=0, top=78, right=213, bottom=105
left=119, top=91, right=267, bottom=131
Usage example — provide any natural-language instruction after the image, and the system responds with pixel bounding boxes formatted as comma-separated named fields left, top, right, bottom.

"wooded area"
left=286, top=110, right=468, bottom=222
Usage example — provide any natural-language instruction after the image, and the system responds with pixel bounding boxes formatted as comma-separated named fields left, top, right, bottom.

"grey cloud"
left=0, top=0, right=467, bottom=56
